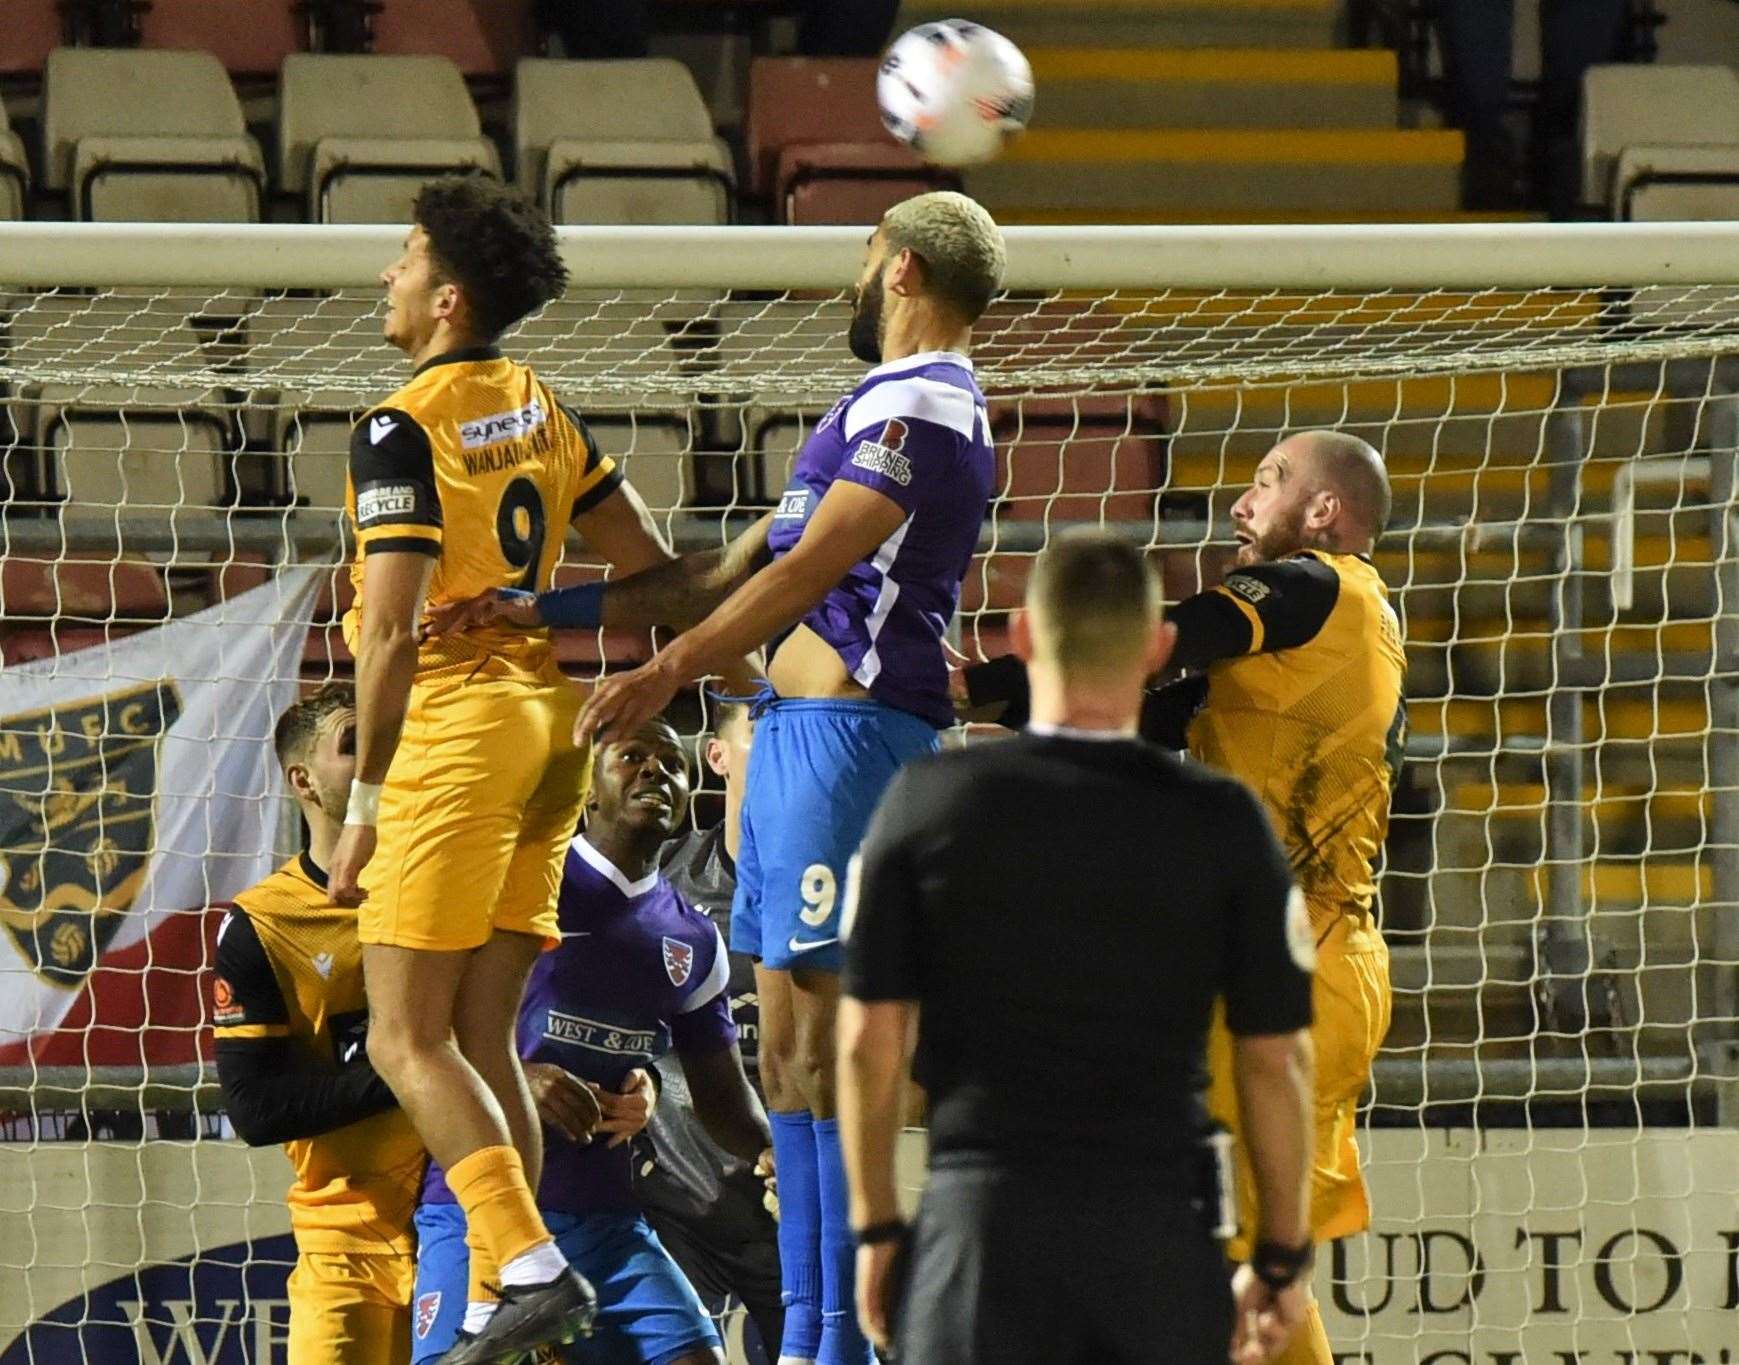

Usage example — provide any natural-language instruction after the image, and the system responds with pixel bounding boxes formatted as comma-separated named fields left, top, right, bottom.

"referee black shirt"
left=844, top=729, right=1313, bottom=1168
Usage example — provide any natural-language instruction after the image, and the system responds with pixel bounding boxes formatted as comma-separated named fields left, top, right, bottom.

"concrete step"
left=969, top=127, right=1464, bottom=216
left=898, top=0, right=1343, bottom=51
left=1024, top=47, right=1398, bottom=130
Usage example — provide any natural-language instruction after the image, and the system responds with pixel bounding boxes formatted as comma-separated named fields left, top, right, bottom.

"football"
left=878, top=20, right=1035, bottom=168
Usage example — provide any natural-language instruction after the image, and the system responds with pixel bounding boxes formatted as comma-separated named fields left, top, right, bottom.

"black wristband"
left=854, top=1219, right=907, bottom=1247
left=1250, top=1239, right=1313, bottom=1292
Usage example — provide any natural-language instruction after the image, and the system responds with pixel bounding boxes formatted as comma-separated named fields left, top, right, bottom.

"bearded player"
left=327, top=177, right=682, bottom=1363
left=212, top=684, right=426, bottom=1363
left=430, top=191, right=1006, bottom=1365
left=964, top=429, right=1403, bottom=1365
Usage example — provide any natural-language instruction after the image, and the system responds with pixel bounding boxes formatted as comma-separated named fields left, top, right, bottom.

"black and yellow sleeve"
left=211, top=905, right=290, bottom=1042
left=1170, top=553, right=1341, bottom=669
left=212, top=905, right=398, bottom=1146
left=349, top=406, right=443, bottom=557
left=559, top=401, right=624, bottom=520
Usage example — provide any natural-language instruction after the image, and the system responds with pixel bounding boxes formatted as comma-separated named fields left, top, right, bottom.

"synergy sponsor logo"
left=542, top=1008, right=659, bottom=1058
left=460, top=400, right=545, bottom=451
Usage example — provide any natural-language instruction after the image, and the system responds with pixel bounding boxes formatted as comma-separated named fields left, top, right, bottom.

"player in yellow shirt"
left=213, top=683, right=429, bottom=1364
left=962, top=430, right=1402, bottom=1365
left=326, top=178, right=676, bottom=1364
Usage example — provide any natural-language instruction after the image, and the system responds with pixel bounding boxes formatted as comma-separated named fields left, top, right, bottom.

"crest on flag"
left=662, top=935, right=694, bottom=988
left=415, top=1291, right=442, bottom=1339
left=0, top=679, right=181, bottom=987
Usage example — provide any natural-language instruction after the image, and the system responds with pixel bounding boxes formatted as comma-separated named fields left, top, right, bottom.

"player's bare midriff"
left=767, top=623, right=871, bottom=701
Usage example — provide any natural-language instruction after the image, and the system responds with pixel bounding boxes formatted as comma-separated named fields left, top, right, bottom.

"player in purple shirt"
left=425, top=191, right=1007, bottom=1365
left=412, top=718, right=772, bottom=1364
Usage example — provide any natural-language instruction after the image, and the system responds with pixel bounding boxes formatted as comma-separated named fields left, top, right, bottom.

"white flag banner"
left=0, top=569, right=318, bottom=1048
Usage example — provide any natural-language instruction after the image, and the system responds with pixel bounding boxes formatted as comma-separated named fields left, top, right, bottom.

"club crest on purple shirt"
left=663, top=935, right=694, bottom=987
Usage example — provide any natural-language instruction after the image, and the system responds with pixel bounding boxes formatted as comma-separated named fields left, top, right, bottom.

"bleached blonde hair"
left=880, top=191, right=1007, bottom=323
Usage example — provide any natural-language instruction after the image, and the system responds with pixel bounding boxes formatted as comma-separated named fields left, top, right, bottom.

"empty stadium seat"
left=0, top=100, right=30, bottom=220
left=513, top=59, right=733, bottom=224
left=279, top=405, right=359, bottom=513
left=371, top=0, right=536, bottom=79
left=583, top=409, right=701, bottom=526
left=139, top=0, right=304, bottom=77
left=991, top=397, right=1166, bottom=524
left=42, top=48, right=266, bottom=221
left=278, top=54, right=502, bottom=223
left=1582, top=65, right=1739, bottom=219
left=0, top=0, right=61, bottom=78
left=746, top=57, right=953, bottom=224
left=46, top=408, right=233, bottom=525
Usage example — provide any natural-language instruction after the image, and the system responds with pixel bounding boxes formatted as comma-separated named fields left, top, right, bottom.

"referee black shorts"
left=894, top=1162, right=1233, bottom=1365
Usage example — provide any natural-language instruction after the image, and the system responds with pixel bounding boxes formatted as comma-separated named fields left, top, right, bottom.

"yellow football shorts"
left=1208, top=914, right=1392, bottom=1261
left=286, top=1249, right=413, bottom=1365
left=358, top=657, right=591, bottom=952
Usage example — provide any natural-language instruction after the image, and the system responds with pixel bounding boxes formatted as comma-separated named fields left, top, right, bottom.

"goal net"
left=1, top=222, right=1737, bottom=1363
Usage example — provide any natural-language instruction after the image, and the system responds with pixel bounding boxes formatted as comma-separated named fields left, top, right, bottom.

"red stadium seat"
left=139, top=0, right=305, bottom=77
left=0, top=0, right=62, bottom=77
left=0, top=558, right=170, bottom=621
left=777, top=141, right=954, bottom=226
left=747, top=57, right=953, bottom=222
left=991, top=397, right=1166, bottom=524
left=370, top=0, right=536, bottom=79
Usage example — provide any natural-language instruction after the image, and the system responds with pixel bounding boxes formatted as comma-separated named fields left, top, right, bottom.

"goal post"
left=1, top=221, right=1737, bottom=1363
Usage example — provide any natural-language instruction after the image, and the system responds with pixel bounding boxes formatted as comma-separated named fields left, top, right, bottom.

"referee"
left=836, top=530, right=1318, bottom=1364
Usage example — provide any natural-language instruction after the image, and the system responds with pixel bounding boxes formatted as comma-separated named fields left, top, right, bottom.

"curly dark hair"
left=413, top=177, right=569, bottom=340
left=273, top=682, right=356, bottom=769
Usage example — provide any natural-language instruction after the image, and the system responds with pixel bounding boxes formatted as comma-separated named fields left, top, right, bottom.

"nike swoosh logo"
left=786, top=935, right=839, bottom=955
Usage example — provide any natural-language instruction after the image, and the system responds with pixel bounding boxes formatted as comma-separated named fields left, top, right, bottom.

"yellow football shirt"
left=213, top=853, right=426, bottom=1254
left=1186, top=551, right=1406, bottom=933
left=343, top=345, right=620, bottom=678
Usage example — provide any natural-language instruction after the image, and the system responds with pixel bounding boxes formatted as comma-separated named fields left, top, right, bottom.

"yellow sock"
left=1273, top=1297, right=1333, bottom=1365
left=466, top=1218, right=501, bottom=1305
left=446, top=1144, right=550, bottom=1271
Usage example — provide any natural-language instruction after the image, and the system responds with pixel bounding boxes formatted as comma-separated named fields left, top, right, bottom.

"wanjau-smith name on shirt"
left=461, top=443, right=538, bottom=478
left=543, top=1008, right=660, bottom=1059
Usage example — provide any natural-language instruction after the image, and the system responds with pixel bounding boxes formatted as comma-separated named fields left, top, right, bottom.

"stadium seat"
left=1581, top=65, right=1739, bottom=218
left=138, top=0, right=305, bottom=78
left=991, top=397, right=1166, bottom=525
left=46, top=408, right=233, bottom=528
left=582, top=409, right=701, bottom=525
left=279, top=406, right=359, bottom=514
left=0, top=0, right=61, bottom=78
left=746, top=57, right=953, bottom=223
left=0, top=100, right=31, bottom=220
left=370, top=0, right=536, bottom=79
left=0, top=556, right=171, bottom=622
left=513, top=59, right=734, bottom=224
left=41, top=48, right=266, bottom=222
left=278, top=54, right=502, bottom=223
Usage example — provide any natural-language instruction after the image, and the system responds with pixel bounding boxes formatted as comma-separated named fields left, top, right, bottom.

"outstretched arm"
left=575, top=481, right=905, bottom=742
left=422, top=511, right=775, bottom=639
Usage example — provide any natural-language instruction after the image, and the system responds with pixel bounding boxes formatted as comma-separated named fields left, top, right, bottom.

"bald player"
left=964, top=430, right=1404, bottom=1365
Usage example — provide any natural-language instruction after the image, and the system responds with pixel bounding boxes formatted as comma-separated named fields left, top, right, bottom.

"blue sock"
left=769, top=1109, right=822, bottom=1362
left=813, top=1116, right=876, bottom=1365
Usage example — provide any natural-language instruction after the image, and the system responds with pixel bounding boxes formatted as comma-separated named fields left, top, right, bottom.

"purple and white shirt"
left=420, top=836, right=736, bottom=1215
left=767, top=350, right=995, bottom=727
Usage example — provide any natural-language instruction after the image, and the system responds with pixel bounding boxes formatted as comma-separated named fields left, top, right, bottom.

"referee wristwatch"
left=1249, top=1240, right=1314, bottom=1292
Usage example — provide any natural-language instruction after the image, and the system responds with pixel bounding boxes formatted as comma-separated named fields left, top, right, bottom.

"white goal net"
left=0, top=222, right=1736, bottom=1364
